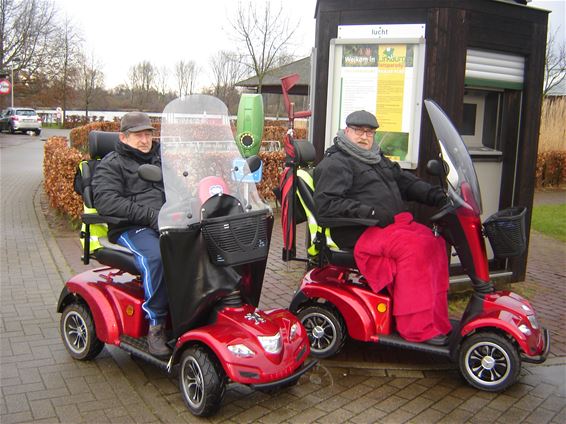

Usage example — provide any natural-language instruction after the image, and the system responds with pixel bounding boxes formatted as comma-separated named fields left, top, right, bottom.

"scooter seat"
left=325, top=248, right=357, bottom=269
left=93, top=237, right=140, bottom=276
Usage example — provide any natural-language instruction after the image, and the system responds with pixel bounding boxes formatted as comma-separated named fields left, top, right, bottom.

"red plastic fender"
left=461, top=316, right=531, bottom=354
left=65, top=280, right=120, bottom=345
left=176, top=328, right=244, bottom=381
left=300, top=284, right=376, bottom=341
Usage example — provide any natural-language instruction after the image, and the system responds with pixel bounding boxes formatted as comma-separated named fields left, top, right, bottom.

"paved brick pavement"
left=1, top=133, right=565, bottom=423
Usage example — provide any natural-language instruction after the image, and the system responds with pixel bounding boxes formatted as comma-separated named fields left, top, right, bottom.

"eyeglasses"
left=348, top=126, right=377, bottom=137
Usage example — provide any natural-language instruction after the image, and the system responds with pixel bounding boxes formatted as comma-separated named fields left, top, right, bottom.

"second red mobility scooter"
left=57, top=95, right=314, bottom=416
left=283, top=99, right=549, bottom=392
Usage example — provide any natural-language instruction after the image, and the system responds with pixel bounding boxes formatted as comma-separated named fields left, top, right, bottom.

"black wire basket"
left=483, top=206, right=527, bottom=258
left=201, top=210, right=269, bottom=266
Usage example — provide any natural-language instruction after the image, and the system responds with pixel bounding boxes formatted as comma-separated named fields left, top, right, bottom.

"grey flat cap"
left=120, top=112, right=155, bottom=133
left=345, top=110, right=379, bottom=129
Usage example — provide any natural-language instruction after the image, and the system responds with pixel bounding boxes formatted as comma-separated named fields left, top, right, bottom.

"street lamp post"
left=10, top=59, right=20, bottom=108
left=11, top=66, right=14, bottom=108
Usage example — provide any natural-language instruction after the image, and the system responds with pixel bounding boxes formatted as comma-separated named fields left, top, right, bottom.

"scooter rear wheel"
left=179, top=346, right=226, bottom=417
left=298, top=304, right=347, bottom=358
left=459, top=332, right=521, bottom=392
left=60, top=303, right=104, bottom=360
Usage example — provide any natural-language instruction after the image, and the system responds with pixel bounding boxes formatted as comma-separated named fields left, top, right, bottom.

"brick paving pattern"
left=1, top=133, right=564, bottom=423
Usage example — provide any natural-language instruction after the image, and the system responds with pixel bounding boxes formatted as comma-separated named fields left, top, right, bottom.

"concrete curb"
left=33, top=183, right=74, bottom=283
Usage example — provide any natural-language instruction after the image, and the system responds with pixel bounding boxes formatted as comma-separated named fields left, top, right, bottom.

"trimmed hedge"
left=536, top=151, right=566, bottom=188
left=44, top=127, right=566, bottom=224
left=43, top=137, right=85, bottom=221
left=43, top=129, right=293, bottom=220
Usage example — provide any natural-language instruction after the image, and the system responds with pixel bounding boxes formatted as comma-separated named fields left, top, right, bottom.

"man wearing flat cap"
left=92, top=112, right=170, bottom=356
left=314, top=110, right=452, bottom=345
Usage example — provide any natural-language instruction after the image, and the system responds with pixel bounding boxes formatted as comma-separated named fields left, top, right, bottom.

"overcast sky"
left=51, top=0, right=317, bottom=90
left=51, top=0, right=564, bottom=91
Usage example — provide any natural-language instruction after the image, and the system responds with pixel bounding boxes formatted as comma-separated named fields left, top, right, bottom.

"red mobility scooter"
left=57, top=95, right=314, bottom=416
left=285, top=99, right=549, bottom=392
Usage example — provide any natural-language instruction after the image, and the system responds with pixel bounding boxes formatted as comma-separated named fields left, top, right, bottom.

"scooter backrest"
left=77, top=131, right=120, bottom=209
left=293, top=140, right=316, bottom=167
left=88, top=131, right=119, bottom=159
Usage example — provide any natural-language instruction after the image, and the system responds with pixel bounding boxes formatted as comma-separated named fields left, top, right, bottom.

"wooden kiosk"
left=311, top=0, right=549, bottom=283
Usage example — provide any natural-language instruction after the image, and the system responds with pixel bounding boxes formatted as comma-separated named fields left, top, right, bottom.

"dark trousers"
left=118, top=227, right=168, bottom=326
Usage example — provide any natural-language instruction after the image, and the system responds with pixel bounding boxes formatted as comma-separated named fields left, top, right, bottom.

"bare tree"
left=174, top=60, right=199, bottom=96
left=77, top=51, right=103, bottom=119
left=228, top=0, right=299, bottom=93
left=210, top=50, right=247, bottom=109
left=128, top=61, right=157, bottom=108
left=0, top=0, right=59, bottom=77
left=543, top=28, right=566, bottom=96
left=52, top=17, right=82, bottom=123
left=156, top=65, right=170, bottom=96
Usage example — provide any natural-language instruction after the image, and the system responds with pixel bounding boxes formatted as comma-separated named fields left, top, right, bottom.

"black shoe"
left=424, top=334, right=448, bottom=346
left=148, top=324, right=171, bottom=357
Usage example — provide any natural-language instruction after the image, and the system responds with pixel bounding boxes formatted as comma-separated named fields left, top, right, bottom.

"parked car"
left=0, top=107, right=42, bottom=135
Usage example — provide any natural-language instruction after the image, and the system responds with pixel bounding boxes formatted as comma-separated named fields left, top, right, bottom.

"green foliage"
left=531, top=204, right=566, bottom=242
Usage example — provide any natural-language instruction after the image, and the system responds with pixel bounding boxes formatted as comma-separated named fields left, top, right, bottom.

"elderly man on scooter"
left=92, top=112, right=170, bottom=356
left=314, top=110, right=452, bottom=345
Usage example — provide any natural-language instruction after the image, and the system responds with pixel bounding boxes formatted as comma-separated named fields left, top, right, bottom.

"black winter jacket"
left=92, top=141, right=165, bottom=243
left=314, top=144, right=438, bottom=248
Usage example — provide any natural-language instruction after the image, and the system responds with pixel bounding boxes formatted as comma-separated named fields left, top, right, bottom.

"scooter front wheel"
left=60, top=303, right=104, bottom=360
left=298, top=304, right=347, bottom=358
left=179, top=346, right=226, bottom=417
left=459, top=332, right=521, bottom=392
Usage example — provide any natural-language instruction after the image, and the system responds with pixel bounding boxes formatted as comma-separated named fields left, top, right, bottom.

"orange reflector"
left=126, top=305, right=134, bottom=316
left=377, top=303, right=387, bottom=313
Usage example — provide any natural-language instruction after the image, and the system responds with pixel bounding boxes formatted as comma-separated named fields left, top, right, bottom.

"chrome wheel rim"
left=464, top=341, right=511, bottom=386
left=63, top=311, right=88, bottom=354
left=301, top=311, right=337, bottom=353
left=182, top=356, right=204, bottom=409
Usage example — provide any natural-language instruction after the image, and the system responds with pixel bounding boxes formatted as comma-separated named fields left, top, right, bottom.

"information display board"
left=325, top=24, right=426, bottom=169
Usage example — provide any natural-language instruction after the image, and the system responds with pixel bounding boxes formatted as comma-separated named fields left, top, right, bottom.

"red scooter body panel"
left=456, top=210, right=490, bottom=282
left=462, top=291, right=546, bottom=356
left=301, top=266, right=392, bottom=341
left=175, top=305, right=310, bottom=384
left=64, top=267, right=145, bottom=344
left=104, top=282, right=147, bottom=338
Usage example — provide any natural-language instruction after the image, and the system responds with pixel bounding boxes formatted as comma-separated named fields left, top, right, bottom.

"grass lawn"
left=531, top=204, right=566, bottom=242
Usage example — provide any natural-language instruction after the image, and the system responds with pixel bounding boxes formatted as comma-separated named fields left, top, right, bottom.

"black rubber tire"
left=60, top=303, right=104, bottom=360
left=459, top=332, right=521, bottom=392
left=34, top=129, right=41, bottom=136
left=179, top=346, right=226, bottom=417
left=298, top=304, right=347, bottom=358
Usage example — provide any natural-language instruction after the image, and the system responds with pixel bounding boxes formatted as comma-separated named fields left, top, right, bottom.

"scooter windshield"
left=424, top=99, right=482, bottom=215
left=158, top=95, right=270, bottom=229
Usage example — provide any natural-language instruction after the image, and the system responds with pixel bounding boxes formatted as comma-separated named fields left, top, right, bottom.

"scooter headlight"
left=290, top=322, right=299, bottom=341
left=258, top=332, right=282, bottom=354
left=228, top=344, right=255, bottom=358
left=527, top=314, right=539, bottom=330
left=518, top=324, right=532, bottom=336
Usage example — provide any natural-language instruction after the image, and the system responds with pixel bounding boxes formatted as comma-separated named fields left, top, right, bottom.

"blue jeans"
left=118, top=227, right=168, bottom=326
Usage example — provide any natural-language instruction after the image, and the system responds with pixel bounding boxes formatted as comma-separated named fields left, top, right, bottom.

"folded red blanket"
left=354, top=212, right=451, bottom=341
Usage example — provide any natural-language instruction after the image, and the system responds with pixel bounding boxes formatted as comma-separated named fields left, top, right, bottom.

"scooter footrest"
left=377, top=334, right=451, bottom=356
left=119, top=335, right=170, bottom=371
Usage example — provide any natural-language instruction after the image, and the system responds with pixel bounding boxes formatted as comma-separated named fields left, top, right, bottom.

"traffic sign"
left=0, top=79, right=11, bottom=95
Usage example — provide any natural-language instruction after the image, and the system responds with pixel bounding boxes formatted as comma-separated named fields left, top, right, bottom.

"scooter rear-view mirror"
left=138, top=164, right=162, bottom=183
left=246, top=155, right=262, bottom=173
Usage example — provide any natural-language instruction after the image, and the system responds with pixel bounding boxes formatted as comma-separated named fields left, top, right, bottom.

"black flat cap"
left=345, top=110, right=379, bottom=129
left=120, top=112, right=155, bottom=133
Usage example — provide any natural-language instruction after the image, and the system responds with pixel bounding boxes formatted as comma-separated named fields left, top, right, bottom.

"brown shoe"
left=148, top=324, right=171, bottom=357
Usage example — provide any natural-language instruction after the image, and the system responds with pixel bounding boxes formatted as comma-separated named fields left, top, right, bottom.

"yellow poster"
left=376, top=45, right=406, bottom=132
